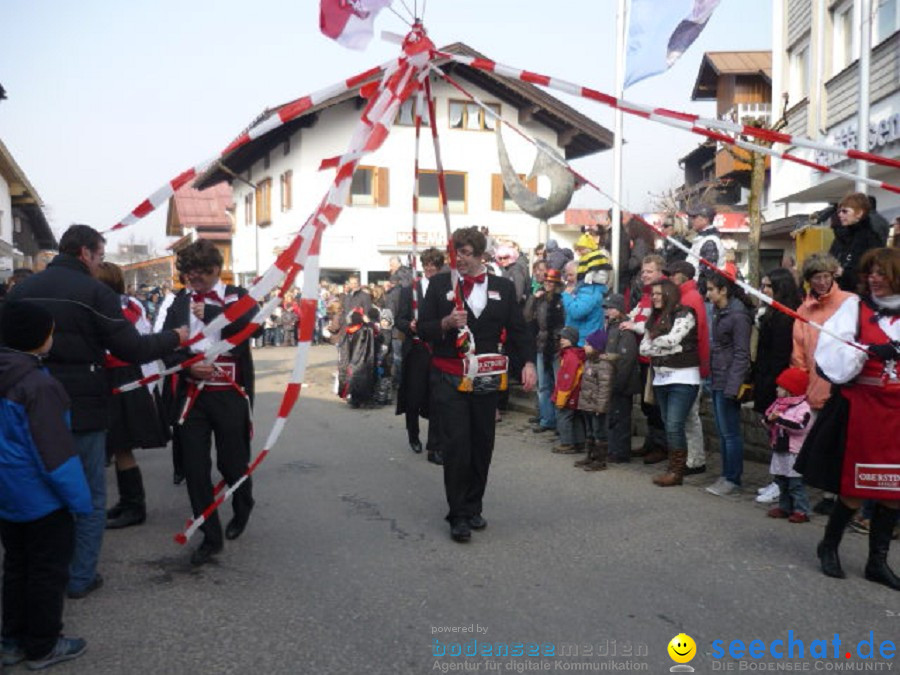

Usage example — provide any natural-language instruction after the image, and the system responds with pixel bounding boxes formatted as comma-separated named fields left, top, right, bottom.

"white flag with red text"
left=320, top=0, right=394, bottom=50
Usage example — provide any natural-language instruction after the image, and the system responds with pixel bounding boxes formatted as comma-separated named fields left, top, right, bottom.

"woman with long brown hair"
left=639, top=278, right=701, bottom=487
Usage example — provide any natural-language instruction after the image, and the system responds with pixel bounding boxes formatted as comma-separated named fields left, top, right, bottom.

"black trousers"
left=431, top=371, right=498, bottom=521
left=1, top=509, right=74, bottom=659
left=639, top=363, right=666, bottom=448
left=403, top=344, right=441, bottom=451
left=178, top=389, right=253, bottom=547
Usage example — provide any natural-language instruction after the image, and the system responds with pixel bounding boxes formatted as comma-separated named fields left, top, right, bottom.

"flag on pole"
left=624, top=0, right=721, bottom=88
left=320, top=0, right=394, bottom=50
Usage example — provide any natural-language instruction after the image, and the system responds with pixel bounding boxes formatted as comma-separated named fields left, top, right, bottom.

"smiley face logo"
left=668, top=633, right=696, bottom=664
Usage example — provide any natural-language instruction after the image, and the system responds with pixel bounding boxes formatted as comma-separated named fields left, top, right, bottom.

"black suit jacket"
left=418, top=272, right=535, bottom=371
left=162, top=285, right=257, bottom=405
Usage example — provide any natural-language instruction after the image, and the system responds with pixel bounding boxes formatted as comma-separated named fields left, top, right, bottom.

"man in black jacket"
left=7, top=224, right=187, bottom=598
left=394, top=247, right=445, bottom=463
left=162, top=240, right=258, bottom=566
left=418, top=227, right=536, bottom=543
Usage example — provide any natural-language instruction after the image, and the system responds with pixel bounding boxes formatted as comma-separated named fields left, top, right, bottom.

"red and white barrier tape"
left=435, top=50, right=900, bottom=195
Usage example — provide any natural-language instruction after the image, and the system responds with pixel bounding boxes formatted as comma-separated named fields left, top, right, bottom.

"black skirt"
left=794, top=389, right=848, bottom=493
left=106, top=365, right=171, bottom=455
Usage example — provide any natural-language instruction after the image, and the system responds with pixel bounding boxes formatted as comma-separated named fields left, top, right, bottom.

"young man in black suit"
left=162, top=240, right=258, bottom=566
left=418, top=227, right=536, bottom=542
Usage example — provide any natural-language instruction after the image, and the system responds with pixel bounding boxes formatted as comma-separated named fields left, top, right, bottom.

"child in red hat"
left=763, top=367, right=813, bottom=523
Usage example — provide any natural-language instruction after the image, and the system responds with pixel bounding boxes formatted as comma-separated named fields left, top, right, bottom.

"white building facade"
left=196, top=46, right=612, bottom=286
left=769, top=0, right=900, bottom=223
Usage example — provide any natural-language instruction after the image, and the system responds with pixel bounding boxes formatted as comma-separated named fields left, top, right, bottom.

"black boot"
left=865, top=504, right=900, bottom=590
left=106, top=467, right=147, bottom=529
left=817, top=498, right=857, bottom=579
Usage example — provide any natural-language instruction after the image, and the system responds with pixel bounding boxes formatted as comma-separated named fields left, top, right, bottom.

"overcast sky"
left=0, top=0, right=771, bottom=250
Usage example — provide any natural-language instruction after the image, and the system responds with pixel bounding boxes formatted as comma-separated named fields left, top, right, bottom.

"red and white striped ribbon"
left=422, top=75, right=464, bottom=313
left=428, top=62, right=871, bottom=359
left=106, top=59, right=406, bottom=234
left=435, top=51, right=900, bottom=194
left=172, top=30, right=434, bottom=544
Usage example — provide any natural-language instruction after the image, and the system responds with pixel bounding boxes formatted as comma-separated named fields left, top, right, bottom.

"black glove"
left=868, top=342, right=900, bottom=362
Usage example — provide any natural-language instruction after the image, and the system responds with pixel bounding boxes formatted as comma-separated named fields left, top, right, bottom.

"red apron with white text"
left=840, top=303, right=900, bottom=498
left=841, top=383, right=900, bottom=498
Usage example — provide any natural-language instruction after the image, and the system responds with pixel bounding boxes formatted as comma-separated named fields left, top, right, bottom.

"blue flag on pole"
left=624, top=0, right=721, bottom=89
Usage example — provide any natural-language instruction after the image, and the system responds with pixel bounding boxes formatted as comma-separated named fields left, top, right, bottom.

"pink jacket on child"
left=763, top=395, right=812, bottom=455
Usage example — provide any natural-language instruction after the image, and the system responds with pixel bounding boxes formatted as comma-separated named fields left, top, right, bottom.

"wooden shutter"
left=491, top=174, right=503, bottom=211
left=377, top=167, right=390, bottom=207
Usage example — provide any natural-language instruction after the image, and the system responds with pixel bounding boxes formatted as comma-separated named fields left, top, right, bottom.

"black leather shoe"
left=173, top=471, right=185, bottom=485
left=450, top=519, right=471, bottom=542
left=427, top=450, right=443, bottom=465
left=191, top=541, right=223, bottom=566
left=532, top=425, right=553, bottom=434
left=225, top=514, right=250, bottom=541
left=527, top=416, right=540, bottom=424
left=683, top=464, right=706, bottom=476
left=468, top=515, right=487, bottom=530
left=409, top=441, right=423, bottom=454
left=67, top=574, right=103, bottom=600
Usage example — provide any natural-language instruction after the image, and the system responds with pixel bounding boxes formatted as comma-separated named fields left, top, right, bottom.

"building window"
left=263, top=153, right=270, bottom=170
left=280, top=171, right=293, bottom=212
left=244, top=193, right=254, bottom=226
left=349, top=166, right=390, bottom=207
left=832, top=1, right=854, bottom=74
left=877, top=0, right=899, bottom=44
left=788, top=41, right=810, bottom=102
left=491, top=174, right=537, bottom=211
left=13, top=215, right=22, bottom=233
left=417, top=170, right=467, bottom=213
left=395, top=98, right=431, bottom=126
left=255, top=178, right=272, bottom=226
left=283, top=137, right=291, bottom=156
left=448, top=100, right=500, bottom=131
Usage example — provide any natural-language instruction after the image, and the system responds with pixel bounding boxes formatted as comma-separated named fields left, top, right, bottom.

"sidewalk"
left=502, top=381, right=830, bottom=508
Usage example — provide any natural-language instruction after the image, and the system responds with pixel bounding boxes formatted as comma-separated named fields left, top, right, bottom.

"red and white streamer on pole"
left=169, top=26, right=436, bottom=544
left=428, top=61, right=871, bottom=358
left=434, top=50, right=900, bottom=195
left=105, top=59, right=409, bottom=234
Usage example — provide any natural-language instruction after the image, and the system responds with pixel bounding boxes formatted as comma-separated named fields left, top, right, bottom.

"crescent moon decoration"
left=496, top=126, right=575, bottom=221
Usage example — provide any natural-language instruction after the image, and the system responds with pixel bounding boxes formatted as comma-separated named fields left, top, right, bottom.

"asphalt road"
left=47, top=345, right=899, bottom=675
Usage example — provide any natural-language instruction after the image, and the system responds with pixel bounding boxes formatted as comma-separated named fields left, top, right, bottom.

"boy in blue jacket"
left=0, top=300, right=91, bottom=670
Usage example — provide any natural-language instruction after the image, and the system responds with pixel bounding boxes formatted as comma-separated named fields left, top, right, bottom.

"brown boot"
left=654, top=449, right=687, bottom=487
left=584, top=440, right=608, bottom=472
left=574, top=440, right=596, bottom=467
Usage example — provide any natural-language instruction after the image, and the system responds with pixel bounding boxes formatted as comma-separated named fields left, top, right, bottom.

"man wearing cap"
left=524, top=266, right=566, bottom=433
left=601, top=293, right=642, bottom=463
left=418, top=227, right=536, bottom=543
left=664, top=260, right=711, bottom=477
left=687, top=204, right=726, bottom=295
left=6, top=224, right=188, bottom=599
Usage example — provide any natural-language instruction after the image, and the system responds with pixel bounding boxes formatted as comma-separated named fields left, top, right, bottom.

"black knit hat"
left=1, top=300, right=54, bottom=352
left=560, top=325, right=579, bottom=345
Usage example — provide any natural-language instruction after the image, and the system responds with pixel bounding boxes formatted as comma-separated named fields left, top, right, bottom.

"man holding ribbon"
left=418, top=227, right=536, bottom=543
left=162, top=240, right=259, bottom=566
